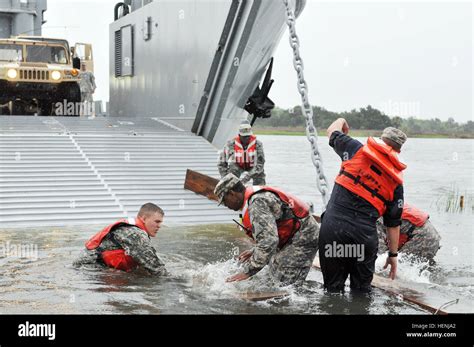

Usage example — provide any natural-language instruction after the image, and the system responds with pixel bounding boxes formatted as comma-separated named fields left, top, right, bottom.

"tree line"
left=256, top=105, right=473, bottom=137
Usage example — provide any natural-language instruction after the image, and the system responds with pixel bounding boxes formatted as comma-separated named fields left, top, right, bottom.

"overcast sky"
left=43, top=0, right=472, bottom=122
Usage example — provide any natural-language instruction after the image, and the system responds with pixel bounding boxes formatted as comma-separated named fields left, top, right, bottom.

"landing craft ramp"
left=0, top=116, right=237, bottom=228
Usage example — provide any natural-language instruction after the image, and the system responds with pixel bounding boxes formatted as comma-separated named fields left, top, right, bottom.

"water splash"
left=375, top=252, right=474, bottom=308
left=177, top=255, right=308, bottom=304
left=375, top=253, right=432, bottom=284
left=183, top=259, right=240, bottom=295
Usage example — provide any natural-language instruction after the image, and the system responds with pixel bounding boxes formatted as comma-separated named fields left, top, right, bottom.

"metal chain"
left=282, top=0, right=331, bottom=208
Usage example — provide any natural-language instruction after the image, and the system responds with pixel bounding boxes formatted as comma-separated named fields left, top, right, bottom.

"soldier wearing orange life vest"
left=73, top=203, right=168, bottom=276
left=319, top=120, right=407, bottom=293
left=377, top=204, right=441, bottom=261
left=218, top=121, right=266, bottom=185
left=214, top=173, right=319, bottom=285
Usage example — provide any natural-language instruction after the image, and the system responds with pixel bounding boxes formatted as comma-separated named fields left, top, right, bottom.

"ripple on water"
left=0, top=223, right=472, bottom=314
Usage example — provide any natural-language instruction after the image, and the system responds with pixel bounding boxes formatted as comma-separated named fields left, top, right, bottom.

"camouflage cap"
left=214, top=173, right=240, bottom=205
left=239, top=120, right=253, bottom=136
left=381, top=127, right=408, bottom=149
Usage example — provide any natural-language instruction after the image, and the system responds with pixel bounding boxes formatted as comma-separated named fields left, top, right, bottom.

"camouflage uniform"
left=242, top=191, right=319, bottom=285
left=377, top=218, right=441, bottom=261
left=218, top=139, right=266, bottom=185
left=73, top=225, right=168, bottom=276
left=78, top=71, right=96, bottom=107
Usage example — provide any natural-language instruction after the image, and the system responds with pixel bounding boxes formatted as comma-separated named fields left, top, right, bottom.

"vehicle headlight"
left=7, top=69, right=18, bottom=79
left=71, top=69, right=79, bottom=77
left=51, top=71, right=62, bottom=81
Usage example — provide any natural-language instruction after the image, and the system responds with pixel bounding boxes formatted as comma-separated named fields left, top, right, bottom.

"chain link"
left=283, top=0, right=331, bottom=208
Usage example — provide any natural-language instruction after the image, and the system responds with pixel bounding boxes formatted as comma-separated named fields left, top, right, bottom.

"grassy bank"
left=253, top=127, right=474, bottom=139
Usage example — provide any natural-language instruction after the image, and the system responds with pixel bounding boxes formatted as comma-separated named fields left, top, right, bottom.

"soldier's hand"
left=342, top=119, right=350, bottom=135
left=240, top=172, right=251, bottom=184
left=237, top=250, right=253, bottom=263
left=383, top=256, right=397, bottom=280
left=226, top=273, right=251, bottom=283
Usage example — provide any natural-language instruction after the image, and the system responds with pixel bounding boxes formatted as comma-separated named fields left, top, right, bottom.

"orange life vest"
left=234, top=135, right=257, bottom=170
left=402, top=204, right=429, bottom=227
left=335, top=137, right=407, bottom=216
left=242, top=186, right=310, bottom=248
left=85, top=218, right=148, bottom=272
left=398, top=204, right=430, bottom=248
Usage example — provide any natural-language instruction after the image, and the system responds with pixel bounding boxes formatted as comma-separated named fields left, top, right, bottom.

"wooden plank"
left=234, top=291, right=290, bottom=302
left=184, top=169, right=220, bottom=202
left=312, top=258, right=451, bottom=315
left=185, top=170, right=322, bottom=225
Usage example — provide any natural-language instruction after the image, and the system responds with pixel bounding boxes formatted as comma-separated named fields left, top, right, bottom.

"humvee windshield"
left=0, top=44, right=23, bottom=62
left=26, top=45, right=68, bottom=64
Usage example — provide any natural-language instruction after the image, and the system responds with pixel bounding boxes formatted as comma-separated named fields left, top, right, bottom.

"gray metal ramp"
left=0, top=116, right=237, bottom=228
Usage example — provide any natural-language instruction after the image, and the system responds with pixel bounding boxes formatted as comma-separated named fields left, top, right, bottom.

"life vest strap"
left=339, top=170, right=389, bottom=205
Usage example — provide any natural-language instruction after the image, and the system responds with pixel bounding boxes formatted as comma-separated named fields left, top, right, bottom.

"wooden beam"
left=184, top=170, right=322, bottom=224
left=184, top=169, right=220, bottom=202
left=312, top=258, right=449, bottom=315
left=234, top=291, right=289, bottom=301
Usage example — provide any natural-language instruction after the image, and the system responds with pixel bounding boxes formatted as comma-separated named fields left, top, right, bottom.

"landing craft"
left=109, top=0, right=303, bottom=148
left=0, top=0, right=305, bottom=227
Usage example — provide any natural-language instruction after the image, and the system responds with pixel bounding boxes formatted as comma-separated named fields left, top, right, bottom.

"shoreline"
left=253, top=127, right=474, bottom=139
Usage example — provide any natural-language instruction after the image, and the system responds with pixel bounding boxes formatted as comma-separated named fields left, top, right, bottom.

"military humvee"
left=0, top=37, right=91, bottom=116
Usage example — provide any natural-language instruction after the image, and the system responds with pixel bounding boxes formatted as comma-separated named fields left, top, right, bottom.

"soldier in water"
left=74, top=203, right=168, bottom=276
left=377, top=204, right=441, bottom=262
left=214, top=174, right=319, bottom=285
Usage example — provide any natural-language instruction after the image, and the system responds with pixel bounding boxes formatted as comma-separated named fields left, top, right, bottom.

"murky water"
left=0, top=136, right=472, bottom=314
left=0, top=224, right=425, bottom=314
left=261, top=135, right=474, bottom=313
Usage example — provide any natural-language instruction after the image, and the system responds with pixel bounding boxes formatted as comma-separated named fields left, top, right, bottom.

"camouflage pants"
left=378, top=220, right=441, bottom=260
left=229, top=166, right=266, bottom=185
left=268, top=216, right=320, bottom=285
left=80, top=95, right=95, bottom=117
left=81, top=93, right=93, bottom=103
